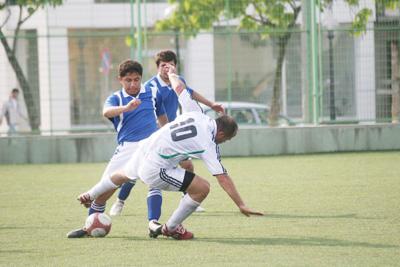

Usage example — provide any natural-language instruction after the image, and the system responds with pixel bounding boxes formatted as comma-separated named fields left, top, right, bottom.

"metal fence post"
left=305, top=0, right=320, bottom=124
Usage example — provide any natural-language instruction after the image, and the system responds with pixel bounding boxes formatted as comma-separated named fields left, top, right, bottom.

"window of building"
left=68, top=28, right=184, bottom=127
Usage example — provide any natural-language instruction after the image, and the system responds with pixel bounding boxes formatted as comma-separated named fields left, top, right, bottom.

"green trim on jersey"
left=158, top=150, right=205, bottom=159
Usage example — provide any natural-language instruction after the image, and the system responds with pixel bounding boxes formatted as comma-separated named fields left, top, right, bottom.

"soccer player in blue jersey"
left=72, top=69, right=263, bottom=240
left=110, top=50, right=225, bottom=233
left=66, top=59, right=167, bottom=238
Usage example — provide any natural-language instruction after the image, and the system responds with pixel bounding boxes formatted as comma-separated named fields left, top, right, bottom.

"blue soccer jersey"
left=145, top=74, right=193, bottom=121
left=104, top=85, right=166, bottom=143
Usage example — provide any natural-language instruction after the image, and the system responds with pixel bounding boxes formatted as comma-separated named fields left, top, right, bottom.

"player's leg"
left=110, top=180, right=136, bottom=216
left=67, top=150, right=123, bottom=238
left=89, top=188, right=117, bottom=215
left=67, top=187, right=120, bottom=238
left=140, top=165, right=209, bottom=240
left=165, top=175, right=210, bottom=234
left=67, top=146, right=141, bottom=239
left=147, top=188, right=163, bottom=238
left=161, top=174, right=209, bottom=240
left=67, top=172, right=130, bottom=239
left=179, top=159, right=205, bottom=212
left=108, top=142, right=140, bottom=216
left=147, top=161, right=194, bottom=238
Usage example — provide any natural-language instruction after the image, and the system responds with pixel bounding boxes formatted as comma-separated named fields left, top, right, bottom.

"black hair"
left=118, top=60, right=143, bottom=77
left=155, top=50, right=177, bottom=67
left=215, top=115, right=238, bottom=139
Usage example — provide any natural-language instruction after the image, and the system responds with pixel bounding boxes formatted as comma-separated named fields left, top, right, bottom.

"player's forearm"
left=216, top=174, right=246, bottom=208
left=191, top=91, right=214, bottom=108
left=168, top=73, right=185, bottom=95
left=103, top=106, right=126, bottom=118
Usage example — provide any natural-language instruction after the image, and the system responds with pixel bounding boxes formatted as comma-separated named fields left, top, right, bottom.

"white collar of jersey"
left=121, top=85, right=146, bottom=98
left=156, top=73, right=171, bottom=88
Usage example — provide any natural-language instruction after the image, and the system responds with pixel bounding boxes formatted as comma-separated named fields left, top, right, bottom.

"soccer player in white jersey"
left=66, top=59, right=167, bottom=238
left=75, top=70, right=263, bottom=240
left=110, top=50, right=225, bottom=226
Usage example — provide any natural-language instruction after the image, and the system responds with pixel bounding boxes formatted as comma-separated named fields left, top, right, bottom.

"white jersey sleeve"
left=200, top=142, right=227, bottom=176
left=178, top=89, right=203, bottom=114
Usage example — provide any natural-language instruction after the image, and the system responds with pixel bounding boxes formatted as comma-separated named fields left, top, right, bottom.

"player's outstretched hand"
left=239, top=205, right=264, bottom=217
left=125, top=99, right=141, bottom=112
left=211, top=103, right=225, bottom=114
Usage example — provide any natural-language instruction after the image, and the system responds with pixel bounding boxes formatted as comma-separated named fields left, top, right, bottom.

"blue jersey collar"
left=156, top=73, right=171, bottom=88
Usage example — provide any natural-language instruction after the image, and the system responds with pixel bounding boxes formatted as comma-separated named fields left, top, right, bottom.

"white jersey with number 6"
left=138, top=111, right=226, bottom=176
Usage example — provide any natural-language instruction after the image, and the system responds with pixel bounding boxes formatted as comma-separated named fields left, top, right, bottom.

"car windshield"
left=204, top=103, right=294, bottom=126
left=256, top=108, right=269, bottom=124
left=231, top=108, right=255, bottom=124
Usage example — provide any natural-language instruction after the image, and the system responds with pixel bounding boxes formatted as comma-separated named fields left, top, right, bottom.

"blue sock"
left=118, top=180, right=136, bottom=201
left=89, top=202, right=105, bottom=215
left=147, top=188, right=162, bottom=221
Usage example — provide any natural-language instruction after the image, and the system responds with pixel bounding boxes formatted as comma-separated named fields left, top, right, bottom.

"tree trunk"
left=0, top=29, right=40, bottom=131
left=268, top=34, right=291, bottom=126
left=391, top=41, right=399, bottom=123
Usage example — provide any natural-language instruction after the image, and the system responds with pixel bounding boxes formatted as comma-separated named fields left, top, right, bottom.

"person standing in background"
left=0, top=88, right=27, bottom=135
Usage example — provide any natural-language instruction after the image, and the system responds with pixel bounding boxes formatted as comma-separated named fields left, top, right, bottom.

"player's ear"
left=216, top=131, right=225, bottom=141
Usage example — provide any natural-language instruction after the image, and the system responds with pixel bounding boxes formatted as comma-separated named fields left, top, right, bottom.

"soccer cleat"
left=161, top=224, right=194, bottom=240
left=195, top=206, right=205, bottom=212
left=109, top=200, right=124, bottom=216
left=148, top=220, right=162, bottom=238
left=66, top=228, right=88, bottom=238
left=77, top=193, right=92, bottom=208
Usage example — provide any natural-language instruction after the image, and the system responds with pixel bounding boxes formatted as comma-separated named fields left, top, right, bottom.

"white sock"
left=166, top=194, right=200, bottom=230
left=87, top=178, right=118, bottom=200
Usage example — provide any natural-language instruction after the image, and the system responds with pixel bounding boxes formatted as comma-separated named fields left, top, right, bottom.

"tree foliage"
left=156, top=0, right=400, bottom=34
left=156, top=0, right=400, bottom=125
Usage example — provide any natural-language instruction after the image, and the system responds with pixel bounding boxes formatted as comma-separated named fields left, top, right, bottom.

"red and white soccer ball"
left=85, top=213, right=112, bottom=237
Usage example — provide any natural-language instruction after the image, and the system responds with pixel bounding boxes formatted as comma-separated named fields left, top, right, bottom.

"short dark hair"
left=118, top=59, right=143, bottom=77
left=155, top=50, right=177, bottom=67
left=216, top=115, right=238, bottom=139
left=11, top=88, right=19, bottom=93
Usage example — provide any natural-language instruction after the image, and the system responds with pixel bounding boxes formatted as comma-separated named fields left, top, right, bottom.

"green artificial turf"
left=0, top=152, right=399, bottom=266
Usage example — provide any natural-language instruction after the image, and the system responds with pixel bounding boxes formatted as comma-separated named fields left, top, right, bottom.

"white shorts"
left=100, top=142, right=139, bottom=181
left=124, top=154, right=194, bottom=192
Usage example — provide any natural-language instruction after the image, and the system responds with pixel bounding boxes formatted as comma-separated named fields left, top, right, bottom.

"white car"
left=203, top=101, right=295, bottom=127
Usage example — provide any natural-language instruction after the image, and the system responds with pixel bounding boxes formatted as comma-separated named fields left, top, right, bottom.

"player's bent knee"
left=186, top=176, right=210, bottom=201
left=110, top=171, right=130, bottom=186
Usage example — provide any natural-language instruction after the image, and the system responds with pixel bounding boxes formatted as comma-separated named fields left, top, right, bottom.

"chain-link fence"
left=0, top=0, right=399, bottom=135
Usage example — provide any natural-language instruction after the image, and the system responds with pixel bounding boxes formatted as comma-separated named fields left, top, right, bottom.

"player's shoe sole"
left=148, top=220, right=162, bottom=238
left=67, top=228, right=88, bottom=238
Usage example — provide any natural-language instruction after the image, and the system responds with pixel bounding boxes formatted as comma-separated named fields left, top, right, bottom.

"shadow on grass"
left=195, top=211, right=381, bottom=220
left=0, top=249, right=33, bottom=254
left=196, top=236, right=398, bottom=249
left=0, top=226, right=52, bottom=230
left=105, top=235, right=397, bottom=249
